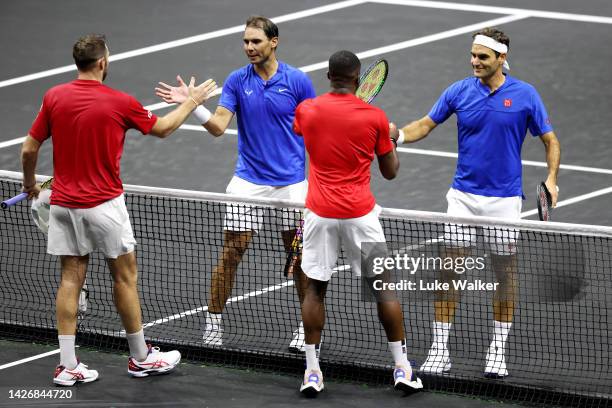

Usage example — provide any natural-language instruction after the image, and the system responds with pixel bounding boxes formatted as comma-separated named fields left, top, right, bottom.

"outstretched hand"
left=155, top=75, right=190, bottom=104
left=189, top=77, right=218, bottom=106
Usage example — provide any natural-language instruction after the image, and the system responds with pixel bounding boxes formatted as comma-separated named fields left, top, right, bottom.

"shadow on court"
left=0, top=340, right=531, bottom=408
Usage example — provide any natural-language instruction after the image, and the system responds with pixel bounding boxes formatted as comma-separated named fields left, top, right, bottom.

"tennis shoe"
left=300, top=369, right=324, bottom=397
left=393, top=366, right=423, bottom=394
left=420, top=346, right=451, bottom=374
left=53, top=362, right=99, bottom=386
left=128, top=345, right=181, bottom=377
left=202, top=323, right=223, bottom=346
left=484, top=345, right=508, bottom=378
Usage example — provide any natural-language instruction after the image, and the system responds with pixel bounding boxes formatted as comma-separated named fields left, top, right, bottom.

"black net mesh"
left=0, top=176, right=610, bottom=407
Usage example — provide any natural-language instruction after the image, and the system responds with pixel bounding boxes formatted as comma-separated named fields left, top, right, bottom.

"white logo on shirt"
left=244, top=89, right=253, bottom=96
left=147, top=110, right=152, bottom=119
left=278, top=88, right=289, bottom=93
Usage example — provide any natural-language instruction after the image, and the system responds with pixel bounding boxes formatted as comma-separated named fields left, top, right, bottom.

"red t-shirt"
left=29, top=80, right=157, bottom=208
left=293, top=93, right=393, bottom=218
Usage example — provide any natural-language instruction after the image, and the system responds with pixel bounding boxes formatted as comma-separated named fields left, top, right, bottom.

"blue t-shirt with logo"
left=219, top=61, right=316, bottom=185
left=428, top=75, right=553, bottom=198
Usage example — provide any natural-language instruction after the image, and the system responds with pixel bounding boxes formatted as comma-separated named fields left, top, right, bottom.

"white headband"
left=473, top=34, right=510, bottom=70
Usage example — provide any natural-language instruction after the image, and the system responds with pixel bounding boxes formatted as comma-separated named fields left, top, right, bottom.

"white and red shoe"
left=53, top=362, right=99, bottom=386
left=128, top=345, right=181, bottom=377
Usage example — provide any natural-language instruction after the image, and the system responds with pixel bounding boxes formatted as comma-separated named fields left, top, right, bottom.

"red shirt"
left=293, top=93, right=393, bottom=218
left=29, top=80, right=157, bottom=208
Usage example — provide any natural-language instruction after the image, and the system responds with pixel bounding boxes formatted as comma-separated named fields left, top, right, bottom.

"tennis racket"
left=355, top=58, right=389, bottom=104
left=537, top=182, right=552, bottom=221
left=283, top=219, right=304, bottom=278
left=1, top=177, right=53, bottom=209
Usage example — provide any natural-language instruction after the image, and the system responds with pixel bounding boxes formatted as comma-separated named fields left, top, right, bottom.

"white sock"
left=491, top=320, right=512, bottom=350
left=207, top=312, right=222, bottom=327
left=432, top=321, right=451, bottom=349
left=126, top=329, right=148, bottom=361
left=58, top=335, right=78, bottom=369
left=304, top=344, right=320, bottom=372
left=388, top=339, right=410, bottom=368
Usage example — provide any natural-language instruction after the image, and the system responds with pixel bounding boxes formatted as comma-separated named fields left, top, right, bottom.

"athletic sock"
left=126, top=329, right=148, bottom=361
left=58, top=335, right=78, bottom=370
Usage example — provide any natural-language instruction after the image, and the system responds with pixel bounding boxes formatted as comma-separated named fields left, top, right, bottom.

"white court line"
left=137, top=265, right=351, bottom=331
left=369, top=0, right=612, bottom=24
left=0, top=14, right=523, bottom=150
left=521, top=185, right=612, bottom=218
left=298, top=14, right=528, bottom=73
left=0, top=0, right=366, bottom=89
left=144, top=13, right=527, bottom=116
left=0, top=137, right=25, bottom=149
left=166, top=128, right=612, bottom=176
left=0, top=349, right=60, bottom=370
left=397, top=147, right=612, bottom=175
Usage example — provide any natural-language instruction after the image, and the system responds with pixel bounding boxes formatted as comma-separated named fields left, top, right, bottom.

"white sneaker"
left=289, top=323, right=305, bottom=352
left=300, top=369, right=324, bottom=397
left=419, top=346, right=451, bottom=374
left=53, top=362, right=99, bottom=386
left=128, top=345, right=181, bottom=377
left=393, top=366, right=423, bottom=394
left=484, top=345, right=508, bottom=378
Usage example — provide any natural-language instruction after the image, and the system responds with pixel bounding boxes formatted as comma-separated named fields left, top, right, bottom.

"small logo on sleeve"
left=503, top=99, right=512, bottom=108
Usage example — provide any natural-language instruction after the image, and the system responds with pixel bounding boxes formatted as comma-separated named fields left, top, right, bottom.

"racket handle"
left=284, top=253, right=300, bottom=278
left=283, top=221, right=304, bottom=278
left=1, top=192, right=28, bottom=209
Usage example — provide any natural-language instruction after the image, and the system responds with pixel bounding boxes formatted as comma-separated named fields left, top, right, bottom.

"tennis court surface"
left=1, top=1, right=611, bottom=407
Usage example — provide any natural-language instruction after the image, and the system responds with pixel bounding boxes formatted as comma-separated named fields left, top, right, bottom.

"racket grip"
left=283, top=253, right=300, bottom=278
left=283, top=222, right=304, bottom=278
left=1, top=192, right=28, bottom=209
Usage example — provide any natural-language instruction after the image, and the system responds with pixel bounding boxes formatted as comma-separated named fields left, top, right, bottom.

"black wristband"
left=390, top=137, right=397, bottom=148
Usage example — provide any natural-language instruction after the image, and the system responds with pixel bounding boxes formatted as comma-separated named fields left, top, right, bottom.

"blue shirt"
left=219, top=61, right=316, bottom=185
left=428, top=75, right=553, bottom=197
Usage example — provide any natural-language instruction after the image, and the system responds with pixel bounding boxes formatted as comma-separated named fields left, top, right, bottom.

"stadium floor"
left=1, top=0, right=611, bottom=406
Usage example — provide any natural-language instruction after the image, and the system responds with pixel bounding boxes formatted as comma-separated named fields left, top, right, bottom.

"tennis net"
left=0, top=170, right=610, bottom=407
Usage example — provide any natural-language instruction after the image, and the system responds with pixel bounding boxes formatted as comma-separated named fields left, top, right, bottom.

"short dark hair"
left=472, top=27, right=510, bottom=57
left=73, top=34, right=107, bottom=71
left=245, top=15, right=279, bottom=40
left=328, top=50, right=361, bottom=80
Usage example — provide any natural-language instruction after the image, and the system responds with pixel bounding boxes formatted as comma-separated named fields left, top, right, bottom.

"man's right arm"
left=150, top=78, right=217, bottom=138
left=155, top=75, right=234, bottom=137
left=202, top=106, right=234, bottom=137
left=391, top=115, right=438, bottom=144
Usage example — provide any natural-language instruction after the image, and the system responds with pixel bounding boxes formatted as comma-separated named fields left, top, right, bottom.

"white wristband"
left=192, top=106, right=212, bottom=124
left=397, top=129, right=405, bottom=145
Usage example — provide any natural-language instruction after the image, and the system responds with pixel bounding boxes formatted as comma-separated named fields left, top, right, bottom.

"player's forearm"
left=203, top=114, right=227, bottom=137
left=543, top=133, right=560, bottom=184
left=399, top=116, right=436, bottom=144
left=21, top=136, right=40, bottom=187
left=153, top=100, right=196, bottom=138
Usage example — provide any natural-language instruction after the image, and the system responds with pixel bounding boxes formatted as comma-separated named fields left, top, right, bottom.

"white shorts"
left=47, top=194, right=136, bottom=259
left=444, top=188, right=521, bottom=255
left=301, top=206, right=386, bottom=281
left=223, top=176, right=306, bottom=232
